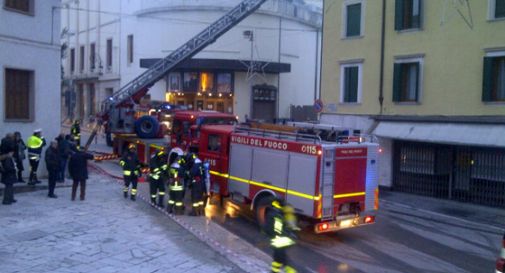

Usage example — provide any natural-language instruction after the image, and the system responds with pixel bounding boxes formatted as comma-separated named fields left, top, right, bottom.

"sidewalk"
left=0, top=174, right=246, bottom=273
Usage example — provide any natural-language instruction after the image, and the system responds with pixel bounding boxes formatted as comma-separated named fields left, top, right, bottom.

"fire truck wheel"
left=254, top=195, right=275, bottom=228
left=135, top=115, right=160, bottom=138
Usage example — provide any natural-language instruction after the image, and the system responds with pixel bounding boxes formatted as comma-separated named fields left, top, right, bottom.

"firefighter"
left=167, top=148, right=184, bottom=214
left=26, top=129, right=46, bottom=185
left=148, top=149, right=168, bottom=207
left=265, top=198, right=300, bottom=273
left=188, top=153, right=206, bottom=216
left=71, top=120, right=81, bottom=147
left=119, top=143, right=142, bottom=201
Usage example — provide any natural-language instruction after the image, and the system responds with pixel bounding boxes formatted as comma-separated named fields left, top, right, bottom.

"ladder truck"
left=83, top=0, right=268, bottom=151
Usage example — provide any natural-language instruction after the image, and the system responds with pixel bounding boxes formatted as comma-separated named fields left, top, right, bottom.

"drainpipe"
left=379, top=0, right=386, bottom=115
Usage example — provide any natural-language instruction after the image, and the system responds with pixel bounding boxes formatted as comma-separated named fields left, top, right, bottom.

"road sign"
left=313, top=99, right=324, bottom=113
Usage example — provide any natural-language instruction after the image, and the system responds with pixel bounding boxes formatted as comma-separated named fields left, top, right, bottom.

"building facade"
left=61, top=0, right=322, bottom=124
left=1, top=0, right=62, bottom=177
left=320, top=0, right=505, bottom=207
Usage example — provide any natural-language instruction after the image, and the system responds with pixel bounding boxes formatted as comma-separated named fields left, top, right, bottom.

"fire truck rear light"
left=190, top=115, right=194, bottom=119
left=318, top=223, right=329, bottom=231
left=378, top=147, right=383, bottom=153
left=317, top=150, right=322, bottom=156
left=364, top=216, right=375, bottom=224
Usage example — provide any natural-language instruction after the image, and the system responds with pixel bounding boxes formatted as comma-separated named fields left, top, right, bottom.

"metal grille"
left=393, top=141, right=505, bottom=207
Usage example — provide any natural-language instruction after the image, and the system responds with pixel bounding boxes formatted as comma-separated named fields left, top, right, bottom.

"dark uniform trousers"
left=149, top=177, right=165, bottom=206
left=124, top=175, right=138, bottom=198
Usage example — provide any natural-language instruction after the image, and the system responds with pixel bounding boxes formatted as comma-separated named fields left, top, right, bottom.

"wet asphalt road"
left=213, top=199, right=501, bottom=273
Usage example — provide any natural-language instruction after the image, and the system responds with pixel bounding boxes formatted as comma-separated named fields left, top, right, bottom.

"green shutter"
left=349, top=67, right=359, bottom=102
left=395, top=0, right=404, bottom=30
left=344, top=67, right=351, bottom=102
left=412, top=62, right=420, bottom=101
left=496, top=0, right=505, bottom=18
left=482, top=57, right=494, bottom=102
left=393, top=63, right=402, bottom=102
left=347, top=4, right=361, bottom=37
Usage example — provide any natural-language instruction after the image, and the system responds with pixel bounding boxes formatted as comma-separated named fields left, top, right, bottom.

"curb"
left=90, top=162, right=270, bottom=273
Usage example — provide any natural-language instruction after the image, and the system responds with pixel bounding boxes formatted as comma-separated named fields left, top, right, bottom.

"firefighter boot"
left=150, top=197, right=156, bottom=206
left=123, top=191, right=128, bottom=199
left=167, top=204, right=173, bottom=214
left=157, top=196, right=164, bottom=208
left=130, top=194, right=136, bottom=201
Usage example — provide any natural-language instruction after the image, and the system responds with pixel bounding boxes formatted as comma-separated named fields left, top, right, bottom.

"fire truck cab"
left=170, top=111, right=238, bottom=152
left=198, top=125, right=380, bottom=233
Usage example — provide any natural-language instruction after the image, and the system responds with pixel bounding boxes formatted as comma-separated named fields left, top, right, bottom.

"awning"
left=140, top=58, right=291, bottom=73
left=373, top=122, right=505, bottom=148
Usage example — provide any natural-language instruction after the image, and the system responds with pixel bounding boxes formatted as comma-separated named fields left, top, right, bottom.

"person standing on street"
left=56, top=134, right=71, bottom=183
left=68, top=146, right=94, bottom=201
left=45, top=141, right=60, bottom=198
left=71, top=120, right=81, bottom=147
left=120, top=144, right=142, bottom=201
left=265, top=198, right=300, bottom=273
left=13, top=132, right=26, bottom=183
left=167, top=148, right=184, bottom=214
left=26, top=129, right=46, bottom=185
left=148, top=150, right=168, bottom=207
left=1, top=144, right=17, bottom=205
left=188, top=153, right=206, bottom=216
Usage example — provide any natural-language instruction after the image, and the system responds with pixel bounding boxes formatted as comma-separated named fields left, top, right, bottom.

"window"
left=4, top=0, right=32, bottom=14
left=217, top=73, right=233, bottom=93
left=489, top=0, right=505, bottom=20
left=199, top=72, right=214, bottom=92
left=483, top=55, right=505, bottom=102
left=395, top=0, right=422, bottom=30
left=106, top=39, right=112, bottom=69
left=168, top=73, right=181, bottom=92
left=343, top=1, right=363, bottom=38
left=127, top=35, right=133, bottom=64
left=90, top=43, right=96, bottom=71
left=183, top=72, right=199, bottom=92
left=4, top=68, right=33, bottom=121
left=208, top=134, right=221, bottom=152
left=79, top=46, right=85, bottom=72
left=70, top=48, right=75, bottom=73
left=393, top=58, right=422, bottom=103
left=88, top=84, right=96, bottom=115
left=340, top=63, right=362, bottom=103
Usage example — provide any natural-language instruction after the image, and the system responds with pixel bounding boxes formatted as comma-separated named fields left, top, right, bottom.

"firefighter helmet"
left=128, top=143, right=136, bottom=150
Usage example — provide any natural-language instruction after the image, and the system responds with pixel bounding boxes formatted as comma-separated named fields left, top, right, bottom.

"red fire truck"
left=194, top=125, right=379, bottom=233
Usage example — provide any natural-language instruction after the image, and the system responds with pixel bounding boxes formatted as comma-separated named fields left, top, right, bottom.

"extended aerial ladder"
left=83, top=0, right=267, bottom=151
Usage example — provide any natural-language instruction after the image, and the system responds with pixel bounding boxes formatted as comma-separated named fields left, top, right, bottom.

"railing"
left=234, top=126, right=322, bottom=144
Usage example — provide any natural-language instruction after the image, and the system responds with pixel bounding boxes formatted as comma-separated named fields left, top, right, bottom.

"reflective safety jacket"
left=71, top=124, right=81, bottom=139
left=119, top=150, right=141, bottom=177
left=26, top=135, right=46, bottom=160
left=149, top=153, right=168, bottom=181
left=168, top=162, right=184, bottom=191
left=189, top=159, right=206, bottom=193
left=265, top=206, right=296, bottom=249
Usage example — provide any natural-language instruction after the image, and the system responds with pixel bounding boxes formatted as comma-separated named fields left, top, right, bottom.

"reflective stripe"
left=270, top=236, right=295, bottom=248
left=175, top=202, right=183, bottom=206
left=134, top=170, right=139, bottom=176
left=170, top=185, right=183, bottom=191
left=150, top=174, right=160, bottom=180
left=153, top=168, right=160, bottom=173
left=272, top=261, right=283, bottom=267
left=192, top=203, right=199, bottom=207
left=198, top=201, right=204, bottom=205
left=284, top=265, right=297, bottom=273
left=333, top=192, right=365, bottom=199
left=274, top=218, right=283, bottom=234
left=120, top=161, right=125, bottom=166
left=161, top=164, right=168, bottom=170
left=159, top=192, right=165, bottom=196
left=123, top=187, right=129, bottom=192
left=124, top=170, right=132, bottom=176
left=151, top=195, right=157, bottom=198
left=209, top=170, right=321, bottom=201
left=168, top=200, right=175, bottom=204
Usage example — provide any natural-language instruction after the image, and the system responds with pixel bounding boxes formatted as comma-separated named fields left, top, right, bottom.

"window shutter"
left=482, top=57, right=494, bottom=102
left=413, top=62, right=420, bottom=102
left=393, top=63, right=402, bottom=102
left=346, top=4, right=361, bottom=37
left=349, top=67, right=359, bottom=102
left=395, top=0, right=404, bottom=30
left=344, top=67, right=351, bottom=102
left=496, top=0, right=505, bottom=18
